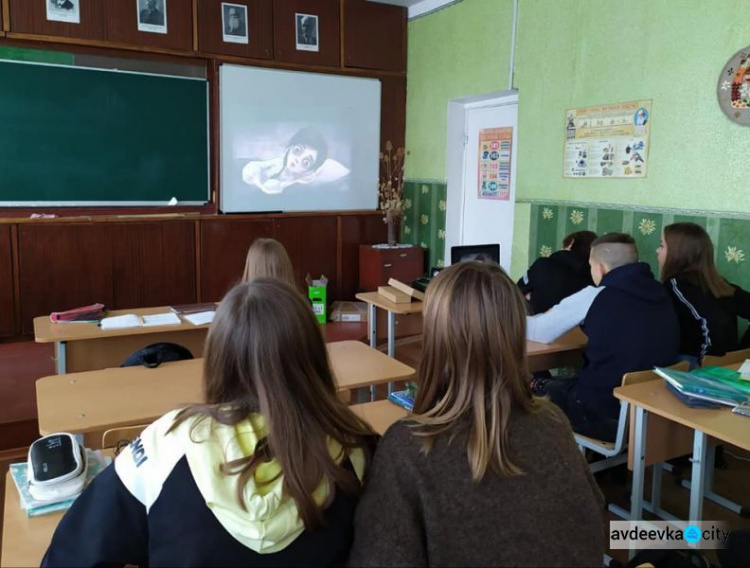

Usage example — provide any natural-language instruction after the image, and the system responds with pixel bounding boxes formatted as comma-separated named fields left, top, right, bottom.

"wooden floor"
left=2, top=334, right=749, bottom=565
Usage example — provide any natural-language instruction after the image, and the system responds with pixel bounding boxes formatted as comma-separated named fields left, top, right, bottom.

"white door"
left=445, top=94, right=518, bottom=271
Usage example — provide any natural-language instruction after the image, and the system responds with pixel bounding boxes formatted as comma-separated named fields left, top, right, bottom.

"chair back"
left=622, top=360, right=689, bottom=387
left=102, top=424, right=148, bottom=452
left=702, top=347, right=750, bottom=368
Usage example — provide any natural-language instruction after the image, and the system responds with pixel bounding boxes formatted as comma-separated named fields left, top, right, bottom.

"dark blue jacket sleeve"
left=41, top=463, right=148, bottom=568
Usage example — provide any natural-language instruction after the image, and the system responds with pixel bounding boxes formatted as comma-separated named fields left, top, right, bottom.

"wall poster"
left=478, top=127, right=512, bottom=200
left=563, top=99, right=651, bottom=179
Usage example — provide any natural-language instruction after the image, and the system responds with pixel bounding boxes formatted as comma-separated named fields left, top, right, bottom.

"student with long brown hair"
left=349, top=261, right=605, bottom=567
left=659, top=222, right=750, bottom=363
left=43, top=280, right=376, bottom=567
left=242, top=237, right=297, bottom=288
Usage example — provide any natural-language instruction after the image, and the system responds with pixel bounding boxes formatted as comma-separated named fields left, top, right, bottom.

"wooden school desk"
left=526, top=327, right=586, bottom=372
left=355, top=291, right=423, bottom=358
left=354, top=291, right=586, bottom=369
left=36, top=341, right=415, bottom=435
left=614, top=379, right=750, bottom=522
left=350, top=400, right=409, bottom=434
left=3, top=469, right=68, bottom=568
left=34, top=306, right=213, bottom=374
left=1, top=399, right=408, bottom=568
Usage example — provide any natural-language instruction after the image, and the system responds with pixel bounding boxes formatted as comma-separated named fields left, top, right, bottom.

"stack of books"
left=50, top=303, right=106, bottom=324
left=388, top=381, right=418, bottom=412
left=9, top=449, right=111, bottom=517
left=169, top=302, right=217, bottom=315
left=654, top=366, right=750, bottom=407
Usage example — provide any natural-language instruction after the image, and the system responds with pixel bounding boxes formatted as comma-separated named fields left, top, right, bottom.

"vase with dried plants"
left=379, top=140, right=407, bottom=246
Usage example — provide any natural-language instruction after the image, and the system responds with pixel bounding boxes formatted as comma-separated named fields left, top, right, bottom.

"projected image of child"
left=241, top=128, right=329, bottom=194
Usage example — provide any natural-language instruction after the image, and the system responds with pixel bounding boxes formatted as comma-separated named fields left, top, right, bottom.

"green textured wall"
left=405, top=0, right=514, bottom=179
left=404, top=0, right=750, bottom=280
left=515, top=0, right=750, bottom=211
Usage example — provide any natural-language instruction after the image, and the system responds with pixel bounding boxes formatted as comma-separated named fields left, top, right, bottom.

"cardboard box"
left=306, top=275, right=328, bottom=324
left=329, top=301, right=368, bottom=322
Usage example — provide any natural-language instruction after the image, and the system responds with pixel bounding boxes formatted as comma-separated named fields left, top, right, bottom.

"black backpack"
left=120, top=342, right=193, bottom=368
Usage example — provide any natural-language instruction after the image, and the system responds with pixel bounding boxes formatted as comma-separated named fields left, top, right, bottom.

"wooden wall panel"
left=105, top=0, right=193, bottom=51
left=343, top=0, right=405, bottom=72
left=339, top=214, right=386, bottom=300
left=380, top=75, right=406, bottom=152
left=8, top=0, right=106, bottom=40
left=111, top=222, right=196, bottom=309
left=0, top=226, right=15, bottom=337
left=197, top=0, right=272, bottom=59
left=200, top=219, right=273, bottom=301
left=273, top=216, right=338, bottom=297
left=18, top=224, right=114, bottom=334
left=272, top=0, right=340, bottom=67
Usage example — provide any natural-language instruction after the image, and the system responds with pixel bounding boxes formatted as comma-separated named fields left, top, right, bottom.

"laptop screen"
left=450, top=244, right=500, bottom=265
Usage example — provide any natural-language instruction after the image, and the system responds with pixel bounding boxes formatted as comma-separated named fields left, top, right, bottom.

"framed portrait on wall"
left=137, top=0, right=168, bottom=34
left=46, top=0, right=81, bottom=24
left=222, top=3, right=248, bottom=45
left=295, top=13, right=319, bottom=52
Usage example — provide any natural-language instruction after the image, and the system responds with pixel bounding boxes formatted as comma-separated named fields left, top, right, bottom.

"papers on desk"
left=99, top=314, right=143, bottom=330
left=99, top=312, right=181, bottom=330
left=141, top=313, right=181, bottom=327
left=182, top=311, right=215, bottom=326
left=9, top=450, right=111, bottom=517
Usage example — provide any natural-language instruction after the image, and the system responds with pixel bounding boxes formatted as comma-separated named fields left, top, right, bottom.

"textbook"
left=692, top=366, right=750, bottom=394
left=654, top=366, right=748, bottom=407
left=388, top=389, right=415, bottom=412
left=169, top=302, right=217, bottom=315
left=9, top=449, right=111, bottom=518
left=50, top=303, right=105, bottom=324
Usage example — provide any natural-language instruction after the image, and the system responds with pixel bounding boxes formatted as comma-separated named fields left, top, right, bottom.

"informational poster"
left=478, top=127, right=512, bottom=200
left=563, top=100, right=651, bottom=178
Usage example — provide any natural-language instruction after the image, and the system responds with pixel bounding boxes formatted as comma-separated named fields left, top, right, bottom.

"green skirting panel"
left=403, top=180, right=447, bottom=270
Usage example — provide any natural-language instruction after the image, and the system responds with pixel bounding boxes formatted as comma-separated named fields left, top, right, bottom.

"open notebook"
left=99, top=312, right=181, bottom=330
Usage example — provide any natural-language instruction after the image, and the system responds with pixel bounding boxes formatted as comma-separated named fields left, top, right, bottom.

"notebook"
left=99, top=312, right=181, bottom=330
left=654, top=367, right=748, bottom=407
left=182, top=311, right=215, bottom=326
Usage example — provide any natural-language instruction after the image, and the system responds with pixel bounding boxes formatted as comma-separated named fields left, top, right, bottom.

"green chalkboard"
left=0, top=60, right=208, bottom=204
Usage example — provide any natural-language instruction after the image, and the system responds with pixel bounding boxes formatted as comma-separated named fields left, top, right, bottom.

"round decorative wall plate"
left=718, top=45, right=750, bottom=125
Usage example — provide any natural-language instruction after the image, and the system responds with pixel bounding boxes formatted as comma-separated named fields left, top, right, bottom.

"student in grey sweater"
left=349, top=261, right=606, bottom=567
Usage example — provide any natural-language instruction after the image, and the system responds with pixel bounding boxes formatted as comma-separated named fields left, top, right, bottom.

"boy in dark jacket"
left=527, top=233, right=679, bottom=442
left=518, top=230, right=597, bottom=314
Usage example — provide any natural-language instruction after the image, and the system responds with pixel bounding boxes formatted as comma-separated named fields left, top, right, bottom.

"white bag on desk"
left=27, top=433, right=87, bottom=502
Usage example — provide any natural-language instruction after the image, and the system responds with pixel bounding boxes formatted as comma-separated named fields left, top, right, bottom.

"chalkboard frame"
left=0, top=58, right=210, bottom=207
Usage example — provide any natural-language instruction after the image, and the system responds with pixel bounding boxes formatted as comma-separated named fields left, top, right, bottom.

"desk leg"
left=367, top=304, right=378, bottom=402
left=387, top=310, right=396, bottom=394
left=631, top=406, right=648, bottom=521
left=681, top=445, right=747, bottom=516
left=688, top=430, right=708, bottom=522
left=367, top=304, right=377, bottom=349
left=629, top=406, right=648, bottom=560
left=56, top=341, right=67, bottom=375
